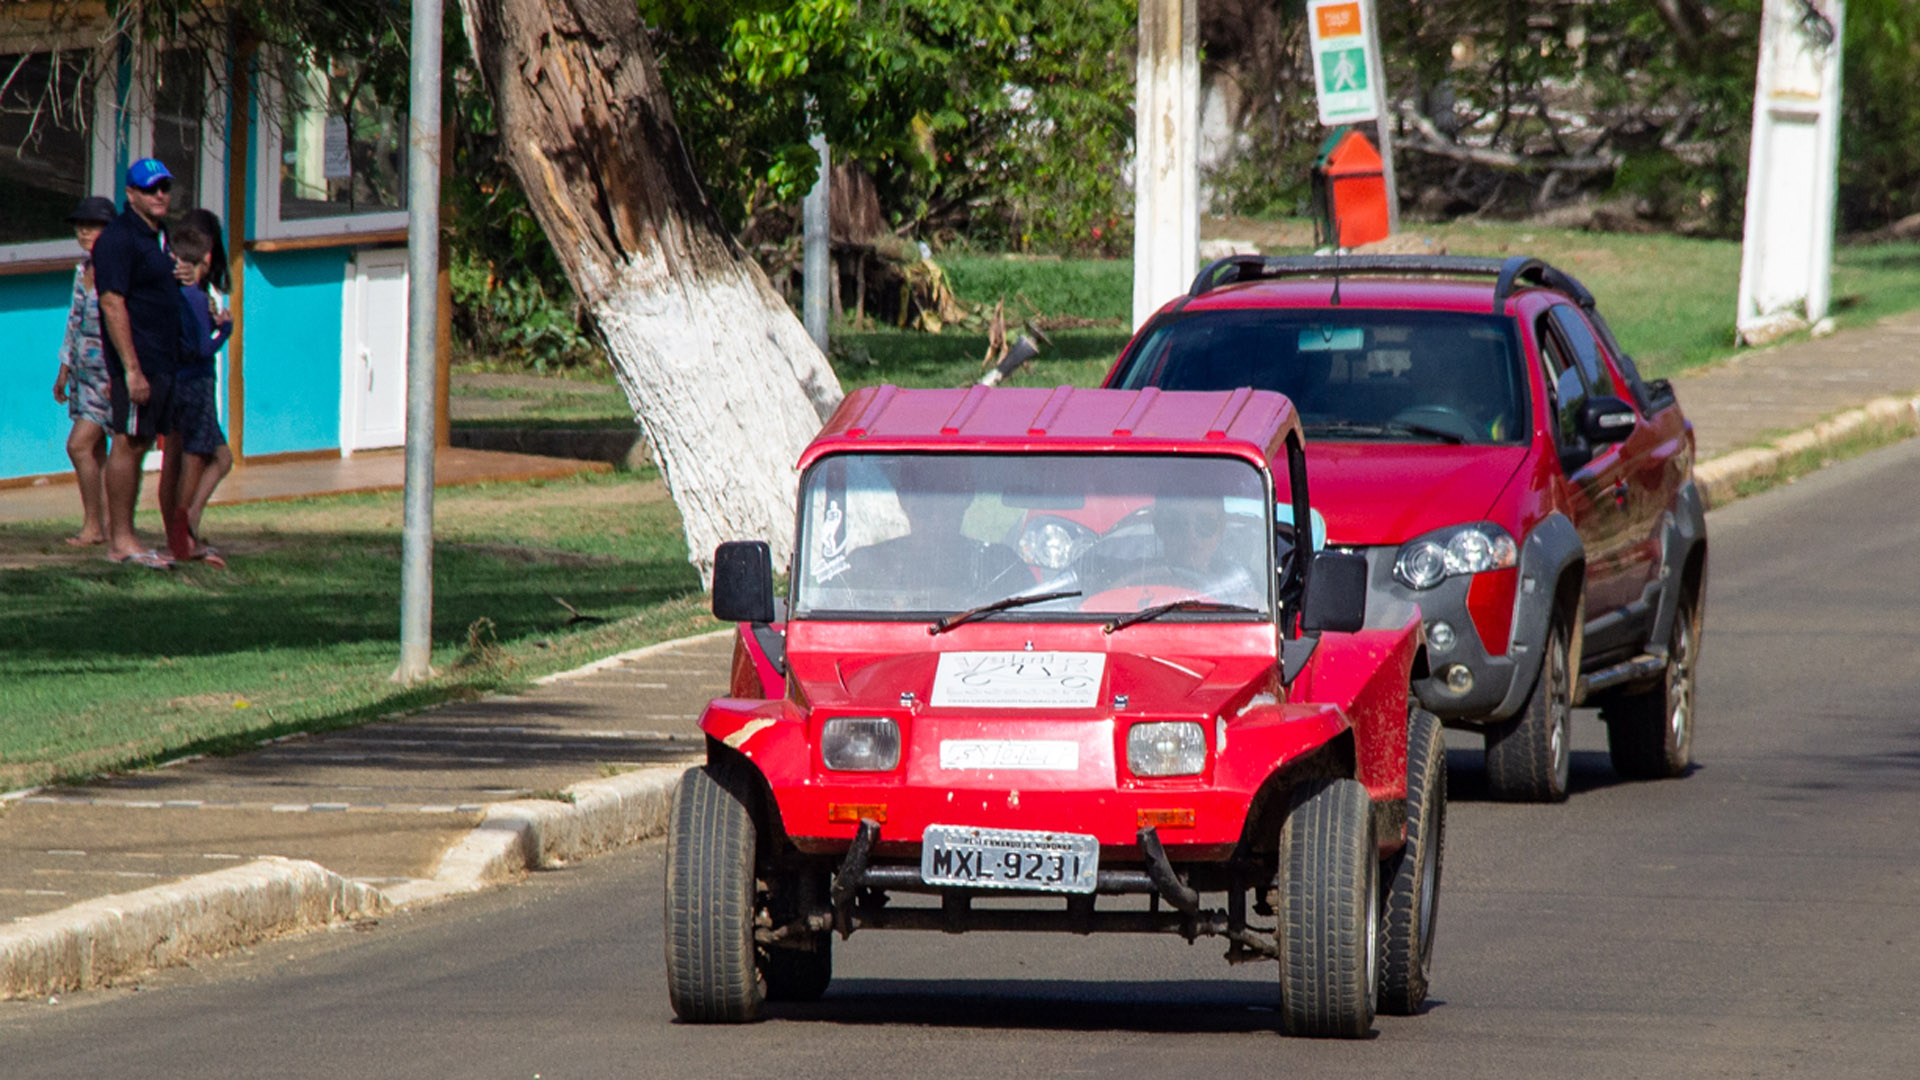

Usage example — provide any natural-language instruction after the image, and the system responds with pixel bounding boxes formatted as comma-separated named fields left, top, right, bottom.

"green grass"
left=0, top=470, right=710, bottom=789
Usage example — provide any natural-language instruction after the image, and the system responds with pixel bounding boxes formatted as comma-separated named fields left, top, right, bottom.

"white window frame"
left=252, top=50, right=407, bottom=242
left=0, top=32, right=121, bottom=264
left=124, top=42, right=228, bottom=214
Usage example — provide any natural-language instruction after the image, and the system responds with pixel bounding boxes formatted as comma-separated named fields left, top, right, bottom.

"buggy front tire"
left=1277, top=778, right=1379, bottom=1038
left=1379, top=709, right=1447, bottom=1015
left=664, top=765, right=765, bottom=1022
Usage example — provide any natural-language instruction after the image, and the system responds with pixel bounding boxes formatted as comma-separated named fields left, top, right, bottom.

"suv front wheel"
left=1484, top=620, right=1572, bottom=802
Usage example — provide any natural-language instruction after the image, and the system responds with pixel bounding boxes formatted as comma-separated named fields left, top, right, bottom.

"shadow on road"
left=766, top=977, right=1308, bottom=1034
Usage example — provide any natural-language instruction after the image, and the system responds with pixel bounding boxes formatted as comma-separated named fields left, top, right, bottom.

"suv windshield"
left=794, top=453, right=1274, bottom=621
left=1112, top=309, right=1528, bottom=446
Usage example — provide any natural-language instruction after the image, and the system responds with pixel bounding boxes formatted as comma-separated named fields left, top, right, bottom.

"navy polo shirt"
left=91, top=206, right=181, bottom=378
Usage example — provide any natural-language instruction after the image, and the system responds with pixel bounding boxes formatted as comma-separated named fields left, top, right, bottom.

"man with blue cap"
left=93, top=157, right=183, bottom=568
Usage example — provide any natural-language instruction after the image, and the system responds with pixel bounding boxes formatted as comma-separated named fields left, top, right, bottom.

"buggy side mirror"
left=1299, top=550, right=1368, bottom=634
left=712, top=540, right=776, bottom=624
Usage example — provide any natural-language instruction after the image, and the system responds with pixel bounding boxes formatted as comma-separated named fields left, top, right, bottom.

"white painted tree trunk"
left=458, top=0, right=844, bottom=585
left=591, top=253, right=840, bottom=582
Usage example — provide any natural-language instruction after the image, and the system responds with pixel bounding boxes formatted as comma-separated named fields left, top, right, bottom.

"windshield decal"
left=931, top=651, right=1107, bottom=709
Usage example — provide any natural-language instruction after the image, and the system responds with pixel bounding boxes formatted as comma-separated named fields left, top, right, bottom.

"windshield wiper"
left=929, top=590, right=1081, bottom=635
left=1305, top=419, right=1465, bottom=444
left=1103, top=598, right=1259, bottom=634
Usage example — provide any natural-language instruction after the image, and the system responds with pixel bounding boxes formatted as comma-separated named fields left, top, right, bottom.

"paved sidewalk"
left=0, top=632, right=728, bottom=925
left=0, top=446, right=608, bottom=526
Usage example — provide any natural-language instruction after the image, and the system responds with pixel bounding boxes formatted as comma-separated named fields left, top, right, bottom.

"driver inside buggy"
left=1071, top=491, right=1269, bottom=612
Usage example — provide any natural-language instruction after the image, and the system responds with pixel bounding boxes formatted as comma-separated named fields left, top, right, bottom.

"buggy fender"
left=1644, top=480, right=1708, bottom=655
left=1285, top=618, right=1422, bottom=804
left=727, top=623, right=789, bottom=700
left=1495, top=513, right=1585, bottom=720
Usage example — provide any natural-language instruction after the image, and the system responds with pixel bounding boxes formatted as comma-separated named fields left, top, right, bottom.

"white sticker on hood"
left=929, top=651, right=1106, bottom=709
left=940, top=739, right=1080, bottom=771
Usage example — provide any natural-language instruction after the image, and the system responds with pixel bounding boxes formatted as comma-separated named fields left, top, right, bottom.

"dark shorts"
left=107, top=368, right=176, bottom=441
left=169, top=373, right=227, bottom=456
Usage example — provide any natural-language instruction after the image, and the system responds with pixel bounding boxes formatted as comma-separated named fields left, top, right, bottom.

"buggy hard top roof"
left=801, top=385, right=1304, bottom=472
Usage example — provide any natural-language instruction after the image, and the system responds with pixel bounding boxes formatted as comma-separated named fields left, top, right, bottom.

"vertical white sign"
left=1736, top=0, right=1844, bottom=346
left=1307, top=0, right=1382, bottom=126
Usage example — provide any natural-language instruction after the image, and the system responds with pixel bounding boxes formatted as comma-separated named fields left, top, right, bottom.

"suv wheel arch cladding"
left=1491, top=512, right=1587, bottom=722
left=1642, top=480, right=1709, bottom=660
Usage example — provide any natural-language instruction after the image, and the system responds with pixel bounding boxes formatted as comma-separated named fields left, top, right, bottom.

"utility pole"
left=397, top=0, right=443, bottom=683
left=1737, top=0, right=1844, bottom=346
left=1132, top=0, right=1199, bottom=330
left=803, top=132, right=831, bottom=353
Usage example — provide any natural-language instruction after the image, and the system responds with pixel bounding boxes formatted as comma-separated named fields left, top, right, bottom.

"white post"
left=1736, top=0, right=1844, bottom=346
left=803, top=132, right=831, bottom=353
left=397, top=0, right=443, bottom=683
left=1132, top=0, right=1200, bottom=330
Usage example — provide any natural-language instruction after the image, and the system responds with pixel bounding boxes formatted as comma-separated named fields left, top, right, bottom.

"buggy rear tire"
left=1379, top=709, right=1447, bottom=1016
left=1277, top=778, right=1379, bottom=1038
left=1604, top=594, right=1700, bottom=780
left=1485, top=620, right=1572, bottom=802
left=664, top=765, right=765, bottom=1023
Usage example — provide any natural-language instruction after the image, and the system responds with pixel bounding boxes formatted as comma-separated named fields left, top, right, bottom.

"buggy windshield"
left=793, top=453, right=1275, bottom=622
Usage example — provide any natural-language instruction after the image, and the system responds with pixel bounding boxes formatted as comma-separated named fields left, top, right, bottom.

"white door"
left=347, top=250, right=409, bottom=451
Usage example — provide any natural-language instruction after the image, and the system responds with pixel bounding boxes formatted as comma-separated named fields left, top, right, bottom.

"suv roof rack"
left=1188, top=253, right=1595, bottom=314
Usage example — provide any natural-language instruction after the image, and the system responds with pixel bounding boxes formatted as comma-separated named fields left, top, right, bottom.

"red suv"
left=1106, top=256, right=1707, bottom=802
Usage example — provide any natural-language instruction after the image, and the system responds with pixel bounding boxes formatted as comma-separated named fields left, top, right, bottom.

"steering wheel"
left=1105, top=563, right=1215, bottom=593
left=1391, top=404, right=1482, bottom=441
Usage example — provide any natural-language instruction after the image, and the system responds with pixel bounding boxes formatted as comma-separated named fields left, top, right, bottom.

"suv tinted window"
left=1547, top=305, right=1616, bottom=399
left=1536, top=316, right=1588, bottom=450
left=1112, top=309, right=1527, bottom=445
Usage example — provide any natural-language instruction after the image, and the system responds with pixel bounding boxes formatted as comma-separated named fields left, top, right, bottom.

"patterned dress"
left=61, top=261, right=112, bottom=426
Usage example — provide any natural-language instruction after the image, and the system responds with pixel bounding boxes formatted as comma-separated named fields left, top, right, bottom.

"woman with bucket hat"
left=52, top=195, right=119, bottom=547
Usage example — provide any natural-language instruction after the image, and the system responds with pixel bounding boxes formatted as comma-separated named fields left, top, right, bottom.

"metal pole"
left=802, top=132, right=831, bottom=353
left=1362, top=0, right=1399, bottom=234
left=397, top=0, right=443, bottom=683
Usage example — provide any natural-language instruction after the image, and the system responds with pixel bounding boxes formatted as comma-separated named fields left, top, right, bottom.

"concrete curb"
left=1693, top=394, right=1920, bottom=508
left=0, top=857, right=386, bottom=999
left=382, top=764, right=685, bottom=907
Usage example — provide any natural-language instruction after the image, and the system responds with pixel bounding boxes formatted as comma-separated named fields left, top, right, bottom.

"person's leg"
left=185, top=444, right=232, bottom=539
left=105, top=433, right=154, bottom=560
left=64, top=419, right=109, bottom=544
left=157, top=435, right=193, bottom=561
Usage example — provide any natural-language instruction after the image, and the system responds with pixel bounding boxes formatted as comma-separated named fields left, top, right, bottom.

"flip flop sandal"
left=63, top=535, right=107, bottom=547
left=190, top=546, right=227, bottom=569
left=108, top=550, right=172, bottom=570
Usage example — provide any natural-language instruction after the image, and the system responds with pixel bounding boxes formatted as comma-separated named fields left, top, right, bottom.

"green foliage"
left=643, top=0, right=1135, bottom=253
left=449, top=252, right=599, bottom=371
left=1840, top=0, right=1920, bottom=229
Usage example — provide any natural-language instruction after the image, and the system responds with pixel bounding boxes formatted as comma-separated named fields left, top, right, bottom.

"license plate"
left=920, top=824, right=1099, bottom=894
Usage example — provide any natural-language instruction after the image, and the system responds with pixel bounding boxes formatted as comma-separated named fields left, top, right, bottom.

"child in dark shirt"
left=165, top=223, right=233, bottom=565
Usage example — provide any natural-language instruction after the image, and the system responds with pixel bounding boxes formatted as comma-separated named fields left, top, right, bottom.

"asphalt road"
left=7, top=440, right=1920, bottom=1079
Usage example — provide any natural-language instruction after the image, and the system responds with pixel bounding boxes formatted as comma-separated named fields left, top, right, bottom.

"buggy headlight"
left=1019, top=516, right=1096, bottom=571
left=1393, top=523, right=1517, bottom=589
left=1127, top=721, right=1207, bottom=777
left=821, top=717, right=901, bottom=771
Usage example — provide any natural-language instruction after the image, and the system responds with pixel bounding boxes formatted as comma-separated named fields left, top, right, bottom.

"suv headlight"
left=1019, top=516, right=1096, bottom=571
left=1127, top=721, right=1207, bottom=777
left=821, top=717, right=901, bottom=771
left=1393, top=523, right=1518, bottom=590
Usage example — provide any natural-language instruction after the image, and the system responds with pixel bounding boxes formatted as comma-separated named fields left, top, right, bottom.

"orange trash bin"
left=1311, top=127, right=1391, bottom=249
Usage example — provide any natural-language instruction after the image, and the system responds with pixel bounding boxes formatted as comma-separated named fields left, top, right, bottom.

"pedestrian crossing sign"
left=1307, top=0, right=1382, bottom=125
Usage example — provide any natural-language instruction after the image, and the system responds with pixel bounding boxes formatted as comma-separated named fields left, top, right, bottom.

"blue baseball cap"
left=126, top=158, right=173, bottom=190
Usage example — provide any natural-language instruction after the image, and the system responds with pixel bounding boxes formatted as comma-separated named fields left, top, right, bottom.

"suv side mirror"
left=1300, top=550, right=1368, bottom=634
left=1579, top=396, right=1637, bottom=444
left=712, top=540, right=776, bottom=623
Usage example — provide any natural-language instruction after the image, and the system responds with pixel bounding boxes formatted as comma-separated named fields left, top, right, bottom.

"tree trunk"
left=457, top=0, right=843, bottom=583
